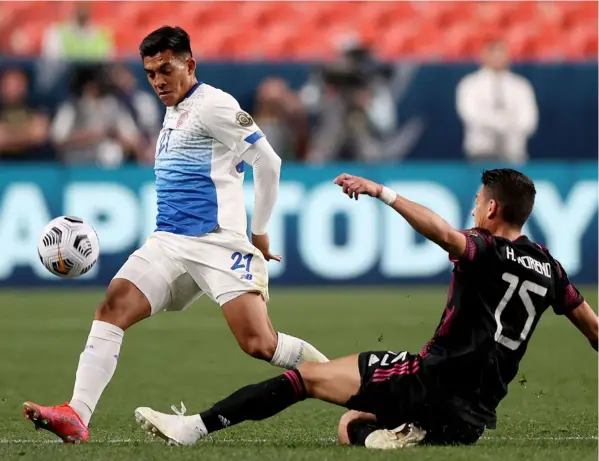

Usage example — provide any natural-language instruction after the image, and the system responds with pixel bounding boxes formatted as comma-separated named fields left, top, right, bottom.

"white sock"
left=69, top=320, right=124, bottom=426
left=270, top=332, right=329, bottom=369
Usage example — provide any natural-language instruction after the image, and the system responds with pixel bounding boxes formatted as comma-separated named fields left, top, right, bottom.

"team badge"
left=177, top=111, right=189, bottom=127
left=236, top=111, right=254, bottom=127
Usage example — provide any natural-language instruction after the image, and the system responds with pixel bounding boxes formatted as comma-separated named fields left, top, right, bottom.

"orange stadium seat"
left=378, top=25, right=421, bottom=61
left=114, top=28, right=143, bottom=56
left=8, top=22, right=46, bottom=56
left=442, top=25, right=483, bottom=61
left=565, top=25, right=599, bottom=60
left=236, top=2, right=292, bottom=28
left=504, top=24, right=539, bottom=60
left=421, top=2, right=474, bottom=29
left=3, top=1, right=598, bottom=60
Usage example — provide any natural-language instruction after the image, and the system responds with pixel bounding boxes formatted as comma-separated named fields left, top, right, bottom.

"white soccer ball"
left=37, top=216, right=100, bottom=278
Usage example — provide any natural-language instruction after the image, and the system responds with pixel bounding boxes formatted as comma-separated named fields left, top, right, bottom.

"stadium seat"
left=3, top=1, right=598, bottom=61
left=8, top=22, right=46, bottom=56
left=442, top=25, right=482, bottom=61
left=421, top=2, right=474, bottom=29
left=565, top=25, right=599, bottom=60
left=114, top=28, right=143, bottom=56
left=505, top=24, right=540, bottom=61
left=378, top=26, right=421, bottom=60
left=475, top=2, right=513, bottom=30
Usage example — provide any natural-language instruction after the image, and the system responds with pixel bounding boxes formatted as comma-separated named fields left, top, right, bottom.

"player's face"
left=143, top=50, right=197, bottom=107
left=472, top=187, right=498, bottom=229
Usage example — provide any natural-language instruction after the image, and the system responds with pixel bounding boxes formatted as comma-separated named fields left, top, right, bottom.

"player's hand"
left=333, top=173, right=383, bottom=201
left=252, top=233, right=282, bottom=262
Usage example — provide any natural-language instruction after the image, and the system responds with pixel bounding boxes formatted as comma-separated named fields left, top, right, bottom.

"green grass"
left=0, top=287, right=597, bottom=461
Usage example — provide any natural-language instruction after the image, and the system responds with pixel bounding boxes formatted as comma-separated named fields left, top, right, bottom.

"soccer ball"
left=37, top=216, right=100, bottom=278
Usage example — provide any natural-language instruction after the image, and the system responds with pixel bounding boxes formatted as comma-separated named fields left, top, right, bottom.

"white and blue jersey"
left=155, top=83, right=264, bottom=236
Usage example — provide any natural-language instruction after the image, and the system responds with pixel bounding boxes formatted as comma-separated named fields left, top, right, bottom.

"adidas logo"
left=218, top=415, right=231, bottom=428
left=368, top=354, right=380, bottom=367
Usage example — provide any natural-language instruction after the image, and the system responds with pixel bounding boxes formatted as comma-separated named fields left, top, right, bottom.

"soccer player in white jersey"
left=23, top=26, right=328, bottom=444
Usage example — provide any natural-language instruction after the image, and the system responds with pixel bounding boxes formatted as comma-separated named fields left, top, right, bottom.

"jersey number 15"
left=494, top=272, right=548, bottom=351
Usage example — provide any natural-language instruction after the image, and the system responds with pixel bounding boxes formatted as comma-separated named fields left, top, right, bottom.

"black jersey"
left=418, top=228, right=584, bottom=428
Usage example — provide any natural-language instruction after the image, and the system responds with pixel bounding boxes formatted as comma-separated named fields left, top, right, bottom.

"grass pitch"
left=0, top=287, right=597, bottom=460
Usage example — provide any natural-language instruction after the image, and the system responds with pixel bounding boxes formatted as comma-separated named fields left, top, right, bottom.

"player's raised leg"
left=24, top=239, right=199, bottom=443
left=221, top=292, right=328, bottom=368
left=69, top=279, right=151, bottom=422
left=134, top=355, right=361, bottom=445
left=23, top=278, right=149, bottom=443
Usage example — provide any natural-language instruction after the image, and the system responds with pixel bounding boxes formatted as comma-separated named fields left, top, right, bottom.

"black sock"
left=347, top=419, right=384, bottom=446
left=200, top=369, right=307, bottom=433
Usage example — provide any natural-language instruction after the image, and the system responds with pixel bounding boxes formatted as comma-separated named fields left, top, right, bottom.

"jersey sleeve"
left=199, top=91, right=264, bottom=157
left=451, top=228, right=494, bottom=264
left=552, top=259, right=585, bottom=315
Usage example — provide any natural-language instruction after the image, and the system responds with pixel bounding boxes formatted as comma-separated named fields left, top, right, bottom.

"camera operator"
left=300, top=38, right=397, bottom=163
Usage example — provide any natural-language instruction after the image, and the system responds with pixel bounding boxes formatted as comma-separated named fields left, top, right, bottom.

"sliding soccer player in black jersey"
left=134, top=169, right=597, bottom=449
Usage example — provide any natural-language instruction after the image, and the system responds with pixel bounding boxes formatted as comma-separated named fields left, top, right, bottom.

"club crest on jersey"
left=177, top=111, right=189, bottom=127
left=236, top=111, right=253, bottom=127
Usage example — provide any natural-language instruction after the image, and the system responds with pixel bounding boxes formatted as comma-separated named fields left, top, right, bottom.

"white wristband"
left=378, top=186, right=397, bottom=206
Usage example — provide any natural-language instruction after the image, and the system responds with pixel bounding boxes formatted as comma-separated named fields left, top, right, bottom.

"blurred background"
left=0, top=0, right=597, bottom=287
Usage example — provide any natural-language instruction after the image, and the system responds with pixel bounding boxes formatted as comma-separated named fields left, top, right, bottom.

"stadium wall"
left=0, top=162, right=596, bottom=287
left=2, top=60, right=598, bottom=160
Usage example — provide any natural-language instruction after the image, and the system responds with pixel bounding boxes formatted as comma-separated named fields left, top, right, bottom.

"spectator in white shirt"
left=456, top=40, right=538, bottom=164
left=51, top=66, right=139, bottom=167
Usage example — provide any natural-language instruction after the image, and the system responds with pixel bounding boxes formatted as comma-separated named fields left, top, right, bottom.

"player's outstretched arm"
left=334, top=173, right=467, bottom=260
left=566, top=301, right=598, bottom=351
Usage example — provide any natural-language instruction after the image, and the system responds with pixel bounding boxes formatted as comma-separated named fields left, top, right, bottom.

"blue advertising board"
left=0, top=163, right=596, bottom=286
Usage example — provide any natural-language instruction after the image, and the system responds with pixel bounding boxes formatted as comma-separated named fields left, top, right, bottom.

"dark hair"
left=139, top=26, right=192, bottom=58
left=481, top=169, right=536, bottom=227
left=69, top=64, right=106, bottom=97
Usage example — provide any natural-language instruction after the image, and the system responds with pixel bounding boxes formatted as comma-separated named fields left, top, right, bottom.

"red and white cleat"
left=23, top=401, right=89, bottom=444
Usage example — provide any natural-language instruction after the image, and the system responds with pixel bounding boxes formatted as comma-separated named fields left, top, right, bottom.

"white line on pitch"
left=0, top=436, right=597, bottom=444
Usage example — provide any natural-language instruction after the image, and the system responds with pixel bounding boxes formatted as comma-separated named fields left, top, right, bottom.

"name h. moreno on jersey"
left=505, top=247, right=551, bottom=278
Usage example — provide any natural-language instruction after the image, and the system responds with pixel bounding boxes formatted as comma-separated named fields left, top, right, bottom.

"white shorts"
left=113, top=228, right=269, bottom=315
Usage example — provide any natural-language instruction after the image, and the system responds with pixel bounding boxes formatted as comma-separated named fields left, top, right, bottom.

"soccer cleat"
left=135, top=402, right=207, bottom=446
left=22, top=401, right=89, bottom=444
left=365, top=423, right=426, bottom=450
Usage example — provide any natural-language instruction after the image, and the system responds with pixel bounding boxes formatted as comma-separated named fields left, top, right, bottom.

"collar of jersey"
left=182, top=81, right=202, bottom=102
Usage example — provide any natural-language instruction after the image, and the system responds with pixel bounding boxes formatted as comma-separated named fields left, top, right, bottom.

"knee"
left=338, top=411, right=360, bottom=445
left=239, top=333, right=277, bottom=361
left=94, top=280, right=150, bottom=330
left=95, top=296, right=129, bottom=322
left=337, top=411, right=378, bottom=445
left=95, top=296, right=131, bottom=330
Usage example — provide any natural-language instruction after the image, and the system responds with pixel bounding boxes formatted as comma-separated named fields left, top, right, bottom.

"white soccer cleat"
left=301, top=343, right=329, bottom=363
left=365, top=423, right=426, bottom=450
left=134, top=402, right=206, bottom=446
